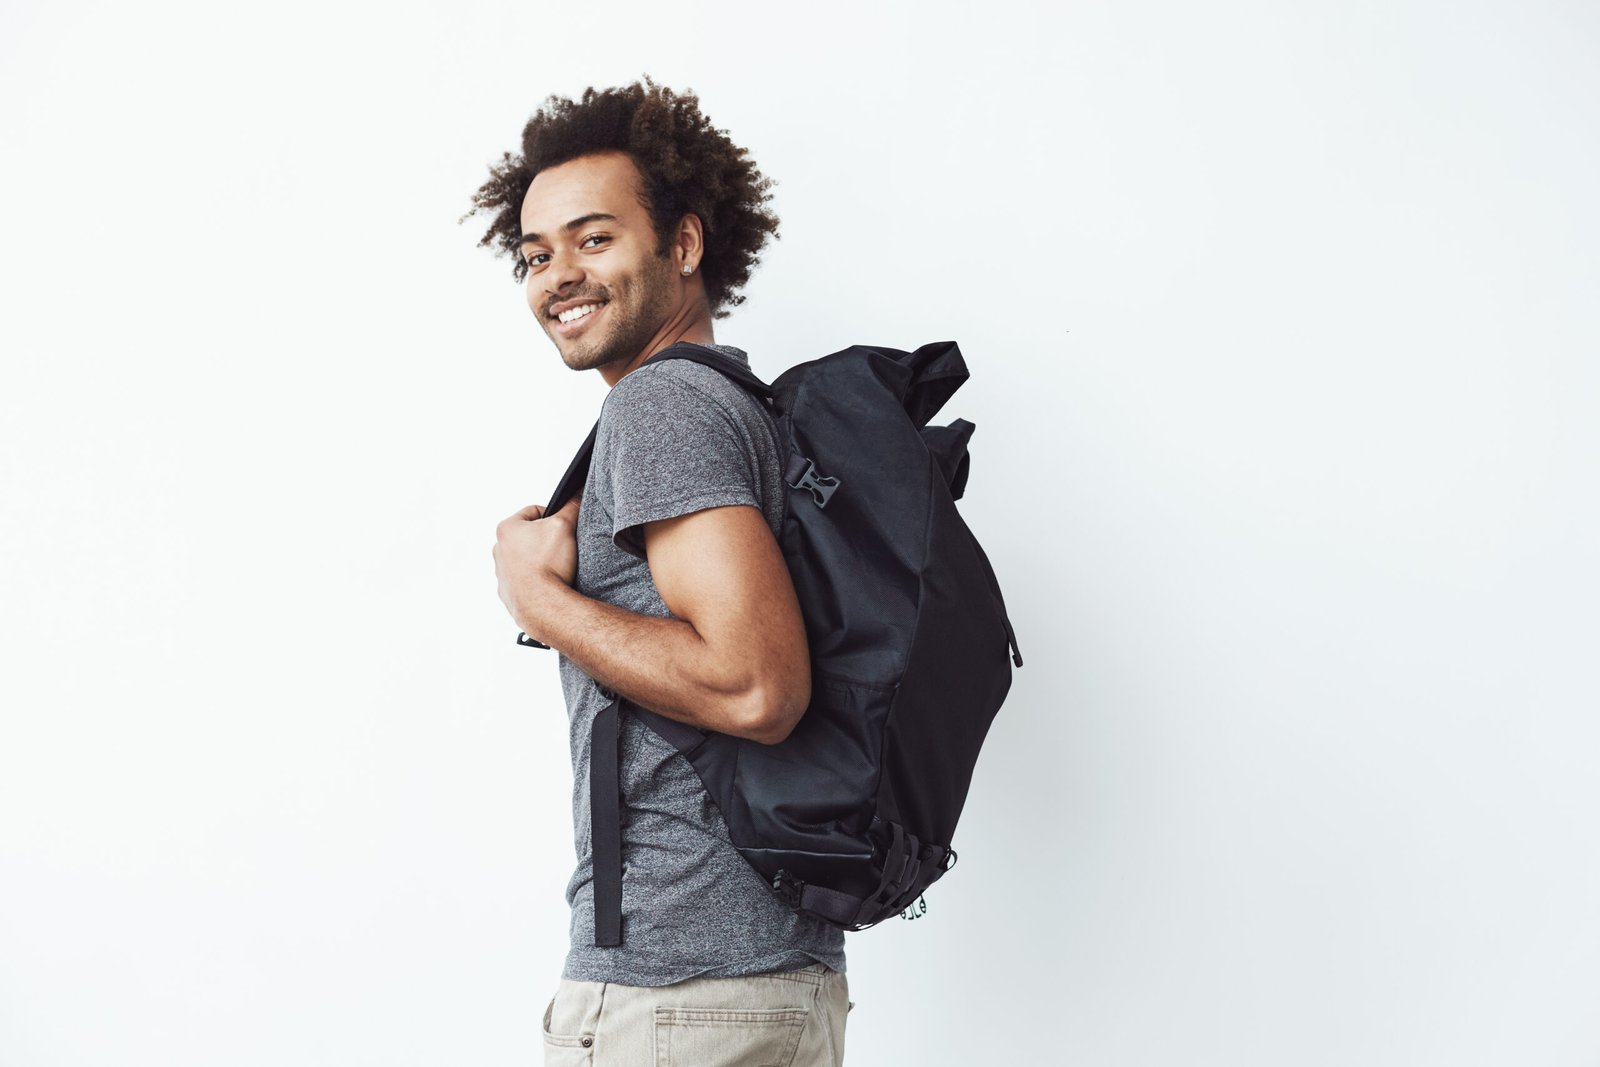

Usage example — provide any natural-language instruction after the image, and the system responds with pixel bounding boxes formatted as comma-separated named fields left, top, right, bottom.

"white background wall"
left=2, top=1, right=1596, bottom=1064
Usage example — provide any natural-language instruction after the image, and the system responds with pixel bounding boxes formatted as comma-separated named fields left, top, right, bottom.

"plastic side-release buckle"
left=787, top=458, right=841, bottom=508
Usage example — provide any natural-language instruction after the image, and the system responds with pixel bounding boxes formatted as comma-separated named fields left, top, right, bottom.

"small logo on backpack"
left=900, top=894, right=928, bottom=921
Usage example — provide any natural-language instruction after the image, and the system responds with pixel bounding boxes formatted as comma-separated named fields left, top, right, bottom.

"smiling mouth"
left=552, top=301, right=608, bottom=335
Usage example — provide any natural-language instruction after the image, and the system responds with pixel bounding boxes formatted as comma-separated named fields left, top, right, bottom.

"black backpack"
left=518, top=340, right=1023, bottom=946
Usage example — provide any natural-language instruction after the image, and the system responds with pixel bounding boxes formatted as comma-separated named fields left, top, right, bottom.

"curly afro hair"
left=462, top=76, right=780, bottom=320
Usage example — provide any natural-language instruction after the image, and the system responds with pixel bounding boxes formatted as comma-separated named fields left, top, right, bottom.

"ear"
left=673, top=213, right=705, bottom=275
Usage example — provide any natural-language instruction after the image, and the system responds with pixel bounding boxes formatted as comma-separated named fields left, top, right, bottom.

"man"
left=467, top=78, right=850, bottom=1065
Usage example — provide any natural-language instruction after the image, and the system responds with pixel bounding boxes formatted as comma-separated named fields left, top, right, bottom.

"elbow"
left=742, top=675, right=811, bottom=746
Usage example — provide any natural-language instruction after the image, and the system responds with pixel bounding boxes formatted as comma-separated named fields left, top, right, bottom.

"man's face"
left=518, top=151, right=681, bottom=373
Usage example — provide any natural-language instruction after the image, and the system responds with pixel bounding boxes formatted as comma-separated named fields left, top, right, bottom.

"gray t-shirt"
left=557, top=343, right=847, bottom=986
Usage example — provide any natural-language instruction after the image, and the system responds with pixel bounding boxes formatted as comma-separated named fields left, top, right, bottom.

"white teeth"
left=557, top=303, right=601, bottom=324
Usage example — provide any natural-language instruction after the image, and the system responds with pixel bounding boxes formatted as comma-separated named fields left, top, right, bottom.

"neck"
left=600, top=302, right=716, bottom=388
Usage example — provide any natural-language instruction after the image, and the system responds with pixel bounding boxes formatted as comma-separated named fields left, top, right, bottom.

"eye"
left=525, top=252, right=549, bottom=267
left=581, top=234, right=610, bottom=249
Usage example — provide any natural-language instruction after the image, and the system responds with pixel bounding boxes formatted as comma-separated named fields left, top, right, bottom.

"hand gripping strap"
left=516, top=419, right=600, bottom=653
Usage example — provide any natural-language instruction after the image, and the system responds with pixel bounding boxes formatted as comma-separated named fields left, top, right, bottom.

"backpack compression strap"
left=773, top=821, right=930, bottom=929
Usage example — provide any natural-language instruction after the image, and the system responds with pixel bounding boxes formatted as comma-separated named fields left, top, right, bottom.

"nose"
left=542, top=245, right=585, bottom=302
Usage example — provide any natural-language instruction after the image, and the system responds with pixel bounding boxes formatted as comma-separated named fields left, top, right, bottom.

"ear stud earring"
left=682, top=265, right=692, bottom=275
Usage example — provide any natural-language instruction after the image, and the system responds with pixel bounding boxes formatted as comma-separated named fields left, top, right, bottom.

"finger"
left=555, top=496, right=580, bottom=516
left=516, top=504, right=546, bottom=521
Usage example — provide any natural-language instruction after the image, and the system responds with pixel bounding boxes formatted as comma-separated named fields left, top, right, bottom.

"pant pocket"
left=654, top=1006, right=809, bottom=1067
left=542, top=993, right=594, bottom=1066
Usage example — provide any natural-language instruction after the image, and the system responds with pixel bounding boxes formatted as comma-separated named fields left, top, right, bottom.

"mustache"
left=544, top=291, right=611, bottom=318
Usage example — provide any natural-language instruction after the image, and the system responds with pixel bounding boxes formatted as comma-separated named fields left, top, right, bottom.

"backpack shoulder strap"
left=543, top=418, right=599, bottom=514
left=515, top=342, right=772, bottom=650
left=639, top=342, right=776, bottom=401
left=515, top=417, right=599, bottom=650
left=535, top=342, right=770, bottom=516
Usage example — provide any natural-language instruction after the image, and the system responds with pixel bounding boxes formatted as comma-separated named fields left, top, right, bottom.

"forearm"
left=517, top=577, right=769, bottom=739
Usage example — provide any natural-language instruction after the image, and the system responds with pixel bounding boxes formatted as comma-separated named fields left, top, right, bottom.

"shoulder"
left=604, top=356, right=770, bottom=432
left=614, top=355, right=742, bottom=402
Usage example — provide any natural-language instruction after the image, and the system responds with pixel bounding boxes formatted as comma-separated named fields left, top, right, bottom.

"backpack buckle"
left=771, top=869, right=804, bottom=908
left=791, top=460, right=841, bottom=508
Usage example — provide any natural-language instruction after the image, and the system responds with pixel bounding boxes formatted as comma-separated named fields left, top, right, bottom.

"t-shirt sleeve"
left=599, top=368, right=764, bottom=561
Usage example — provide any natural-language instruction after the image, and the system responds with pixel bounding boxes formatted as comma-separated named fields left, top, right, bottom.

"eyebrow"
left=518, top=212, right=619, bottom=246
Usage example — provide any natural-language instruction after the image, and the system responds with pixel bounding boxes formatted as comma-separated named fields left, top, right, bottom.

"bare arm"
left=517, top=502, right=810, bottom=744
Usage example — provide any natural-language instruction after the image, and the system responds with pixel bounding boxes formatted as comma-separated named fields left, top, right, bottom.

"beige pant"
left=542, top=962, right=852, bottom=1067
